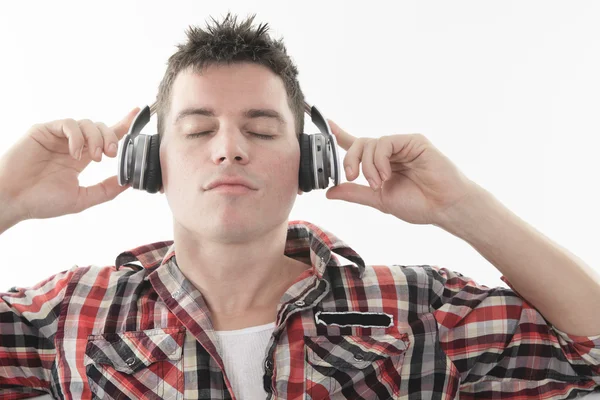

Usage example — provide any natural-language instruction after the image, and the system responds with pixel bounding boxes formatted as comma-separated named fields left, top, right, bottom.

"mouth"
left=208, top=184, right=256, bottom=195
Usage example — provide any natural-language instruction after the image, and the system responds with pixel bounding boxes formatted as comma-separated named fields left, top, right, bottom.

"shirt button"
left=125, top=357, right=135, bottom=366
left=294, top=300, right=305, bottom=307
left=265, top=359, right=274, bottom=372
left=353, top=353, right=365, bottom=362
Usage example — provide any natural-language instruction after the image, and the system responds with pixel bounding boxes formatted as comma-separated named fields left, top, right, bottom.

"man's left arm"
left=434, top=184, right=600, bottom=337
left=325, top=121, right=600, bottom=391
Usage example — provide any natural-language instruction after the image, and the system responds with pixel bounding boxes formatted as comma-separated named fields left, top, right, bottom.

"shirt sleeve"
left=427, top=265, right=600, bottom=398
left=0, top=266, right=78, bottom=399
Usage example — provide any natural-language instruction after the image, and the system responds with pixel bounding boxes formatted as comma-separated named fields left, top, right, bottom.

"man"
left=0, top=12, right=599, bottom=399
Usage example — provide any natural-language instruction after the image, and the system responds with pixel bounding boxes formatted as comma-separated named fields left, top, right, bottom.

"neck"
left=172, top=219, right=310, bottom=320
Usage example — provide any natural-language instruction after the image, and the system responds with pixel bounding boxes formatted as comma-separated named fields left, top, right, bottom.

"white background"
left=1, top=1, right=600, bottom=399
left=1, top=1, right=599, bottom=308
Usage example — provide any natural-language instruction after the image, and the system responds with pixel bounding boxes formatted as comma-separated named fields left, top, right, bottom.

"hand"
left=325, top=119, right=482, bottom=225
left=0, top=108, right=140, bottom=223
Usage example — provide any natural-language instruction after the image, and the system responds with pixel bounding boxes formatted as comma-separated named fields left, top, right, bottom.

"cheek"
left=268, top=148, right=299, bottom=185
left=160, top=148, right=199, bottom=193
left=164, top=145, right=197, bottom=172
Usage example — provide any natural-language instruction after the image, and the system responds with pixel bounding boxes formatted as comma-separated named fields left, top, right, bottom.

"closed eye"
left=186, top=132, right=274, bottom=140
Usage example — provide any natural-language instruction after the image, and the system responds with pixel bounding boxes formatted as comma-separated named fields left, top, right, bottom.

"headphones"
left=117, top=101, right=341, bottom=193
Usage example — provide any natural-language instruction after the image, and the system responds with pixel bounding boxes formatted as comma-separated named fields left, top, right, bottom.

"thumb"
left=325, top=182, right=381, bottom=210
left=111, top=107, right=141, bottom=139
left=76, top=175, right=130, bottom=213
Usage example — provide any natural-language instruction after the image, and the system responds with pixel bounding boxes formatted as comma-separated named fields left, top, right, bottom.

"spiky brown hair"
left=156, top=12, right=305, bottom=140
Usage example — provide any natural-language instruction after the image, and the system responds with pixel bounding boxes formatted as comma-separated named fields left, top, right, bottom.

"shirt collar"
left=114, top=220, right=366, bottom=279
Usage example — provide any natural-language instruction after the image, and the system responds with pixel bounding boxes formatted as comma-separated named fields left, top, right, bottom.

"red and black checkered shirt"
left=1, top=220, right=599, bottom=399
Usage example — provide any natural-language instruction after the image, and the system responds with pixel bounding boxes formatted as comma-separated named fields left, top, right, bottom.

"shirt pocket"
left=305, top=333, right=409, bottom=399
left=84, top=327, right=185, bottom=400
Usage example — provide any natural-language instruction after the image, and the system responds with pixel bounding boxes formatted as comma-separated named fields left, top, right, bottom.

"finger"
left=360, top=139, right=382, bottom=190
left=343, top=137, right=368, bottom=181
left=75, top=175, right=130, bottom=213
left=374, top=136, right=393, bottom=182
left=78, top=119, right=104, bottom=162
left=45, top=118, right=85, bottom=160
left=110, top=107, right=141, bottom=140
left=327, top=119, right=356, bottom=151
left=325, top=182, right=382, bottom=210
left=96, top=122, right=119, bottom=158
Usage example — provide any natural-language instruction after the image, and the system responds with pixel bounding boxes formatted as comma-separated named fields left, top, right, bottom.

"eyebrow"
left=174, top=107, right=286, bottom=126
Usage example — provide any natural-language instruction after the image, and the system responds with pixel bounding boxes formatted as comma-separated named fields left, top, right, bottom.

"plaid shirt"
left=1, top=220, right=599, bottom=399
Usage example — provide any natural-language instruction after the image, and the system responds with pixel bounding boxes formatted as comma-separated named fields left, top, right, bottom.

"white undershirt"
left=215, top=322, right=276, bottom=400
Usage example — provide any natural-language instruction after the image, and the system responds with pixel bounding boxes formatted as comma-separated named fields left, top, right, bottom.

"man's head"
left=157, top=13, right=306, bottom=243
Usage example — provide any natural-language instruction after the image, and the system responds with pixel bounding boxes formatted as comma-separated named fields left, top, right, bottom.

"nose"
left=210, top=126, right=249, bottom=166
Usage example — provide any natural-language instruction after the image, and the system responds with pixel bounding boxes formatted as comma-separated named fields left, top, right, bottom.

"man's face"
left=160, top=62, right=301, bottom=242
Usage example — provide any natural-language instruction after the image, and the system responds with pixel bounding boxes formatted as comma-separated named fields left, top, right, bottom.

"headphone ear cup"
left=144, top=135, right=162, bottom=194
left=298, top=133, right=314, bottom=193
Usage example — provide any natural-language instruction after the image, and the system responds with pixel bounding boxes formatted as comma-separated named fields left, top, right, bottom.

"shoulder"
left=359, top=263, right=442, bottom=285
left=65, top=264, right=151, bottom=298
left=2, top=263, right=144, bottom=301
left=325, top=263, right=439, bottom=304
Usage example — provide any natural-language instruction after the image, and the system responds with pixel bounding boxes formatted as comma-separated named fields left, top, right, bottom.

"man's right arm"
left=0, top=110, right=139, bottom=398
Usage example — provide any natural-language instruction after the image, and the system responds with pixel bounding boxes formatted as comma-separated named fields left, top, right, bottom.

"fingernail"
left=345, top=166, right=352, bottom=177
left=368, top=179, right=378, bottom=190
left=109, top=143, right=117, bottom=153
left=77, top=147, right=83, bottom=160
left=95, top=148, right=102, bottom=159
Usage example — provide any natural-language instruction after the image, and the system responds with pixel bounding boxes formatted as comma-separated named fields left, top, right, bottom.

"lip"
left=205, top=177, right=257, bottom=191
left=209, top=184, right=254, bottom=195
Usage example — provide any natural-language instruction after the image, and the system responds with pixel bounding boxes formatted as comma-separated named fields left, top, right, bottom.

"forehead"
left=169, top=63, right=291, bottom=121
